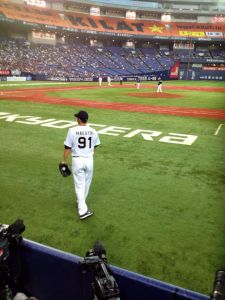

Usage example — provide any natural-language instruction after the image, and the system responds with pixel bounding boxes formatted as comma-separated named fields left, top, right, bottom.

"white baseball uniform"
left=99, top=76, right=102, bottom=86
left=136, top=78, right=140, bottom=89
left=107, top=76, right=111, bottom=86
left=157, top=80, right=163, bottom=93
left=64, top=125, right=100, bottom=216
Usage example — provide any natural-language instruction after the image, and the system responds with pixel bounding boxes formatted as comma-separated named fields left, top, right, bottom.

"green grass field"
left=0, top=80, right=225, bottom=295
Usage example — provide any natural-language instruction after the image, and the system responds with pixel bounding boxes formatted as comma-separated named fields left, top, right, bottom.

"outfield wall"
left=2, top=69, right=225, bottom=82
left=18, top=239, right=209, bottom=300
left=179, top=69, right=225, bottom=80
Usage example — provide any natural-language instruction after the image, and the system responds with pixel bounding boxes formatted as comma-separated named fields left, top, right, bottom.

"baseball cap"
left=74, top=110, right=88, bottom=122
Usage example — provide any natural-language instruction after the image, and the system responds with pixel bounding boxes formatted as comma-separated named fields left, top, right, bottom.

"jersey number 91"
left=78, top=137, right=92, bottom=148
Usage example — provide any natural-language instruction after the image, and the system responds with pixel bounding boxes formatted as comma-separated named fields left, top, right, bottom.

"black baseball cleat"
left=79, top=210, right=94, bottom=220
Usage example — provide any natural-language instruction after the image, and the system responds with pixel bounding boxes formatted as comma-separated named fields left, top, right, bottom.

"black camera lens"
left=211, top=270, right=225, bottom=300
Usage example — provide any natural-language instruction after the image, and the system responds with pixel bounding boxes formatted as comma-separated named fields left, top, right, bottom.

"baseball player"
left=98, top=76, right=102, bottom=86
left=107, top=76, right=112, bottom=86
left=157, top=77, right=163, bottom=93
left=62, top=110, right=101, bottom=220
left=119, top=76, right=123, bottom=85
left=136, top=77, right=140, bottom=89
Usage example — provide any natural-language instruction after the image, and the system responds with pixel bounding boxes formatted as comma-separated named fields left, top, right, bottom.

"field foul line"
left=0, top=91, right=26, bottom=93
left=0, top=82, right=70, bottom=87
left=214, top=123, right=225, bottom=135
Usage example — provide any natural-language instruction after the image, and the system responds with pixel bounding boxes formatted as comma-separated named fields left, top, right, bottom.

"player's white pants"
left=157, top=84, right=162, bottom=93
left=137, top=83, right=140, bottom=89
left=99, top=80, right=102, bottom=86
left=72, top=156, right=93, bottom=215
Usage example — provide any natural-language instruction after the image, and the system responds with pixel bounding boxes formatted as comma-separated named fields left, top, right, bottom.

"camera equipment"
left=210, top=270, right=225, bottom=300
left=81, top=241, right=120, bottom=300
left=0, top=219, right=25, bottom=300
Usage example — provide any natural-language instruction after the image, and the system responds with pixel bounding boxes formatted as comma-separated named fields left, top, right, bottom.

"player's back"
left=65, top=125, right=100, bottom=157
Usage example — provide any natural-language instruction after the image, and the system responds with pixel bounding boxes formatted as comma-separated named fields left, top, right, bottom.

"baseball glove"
left=59, top=163, right=71, bottom=177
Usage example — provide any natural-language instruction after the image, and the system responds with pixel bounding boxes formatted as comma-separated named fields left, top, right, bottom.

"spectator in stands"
left=0, top=39, right=174, bottom=80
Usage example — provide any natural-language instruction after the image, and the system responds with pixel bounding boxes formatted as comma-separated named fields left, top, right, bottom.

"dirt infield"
left=128, top=92, right=183, bottom=98
left=1, top=84, right=225, bottom=120
left=161, top=85, right=225, bottom=93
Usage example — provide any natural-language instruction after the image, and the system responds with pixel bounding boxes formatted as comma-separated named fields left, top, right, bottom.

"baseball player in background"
left=62, top=111, right=101, bottom=220
left=157, top=77, right=163, bottom=93
left=107, top=76, right=112, bottom=86
left=136, top=77, right=140, bottom=89
left=99, top=76, right=102, bottom=86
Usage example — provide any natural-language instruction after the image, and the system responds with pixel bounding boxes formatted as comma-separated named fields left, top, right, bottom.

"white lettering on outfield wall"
left=0, top=112, right=198, bottom=146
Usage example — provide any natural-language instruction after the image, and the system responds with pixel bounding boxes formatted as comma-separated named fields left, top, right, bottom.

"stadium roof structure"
left=58, top=0, right=225, bottom=13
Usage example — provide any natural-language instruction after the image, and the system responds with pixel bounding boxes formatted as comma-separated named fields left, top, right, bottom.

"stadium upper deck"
left=67, top=0, right=225, bottom=14
left=46, top=0, right=225, bottom=15
left=0, top=0, right=224, bottom=81
left=0, top=0, right=225, bottom=42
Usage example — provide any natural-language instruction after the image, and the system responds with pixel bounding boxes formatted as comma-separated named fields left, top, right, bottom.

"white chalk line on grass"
left=0, top=82, right=71, bottom=87
left=0, top=91, right=26, bottom=97
left=1, top=90, right=25, bottom=93
left=214, top=123, right=225, bottom=135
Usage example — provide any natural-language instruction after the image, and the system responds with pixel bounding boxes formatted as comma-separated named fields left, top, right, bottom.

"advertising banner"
left=0, top=70, right=10, bottom=75
left=170, top=61, right=180, bottom=79
left=7, top=76, right=27, bottom=81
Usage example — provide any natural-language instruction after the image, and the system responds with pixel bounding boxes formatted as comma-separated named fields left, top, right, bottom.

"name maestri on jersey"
left=76, top=131, right=94, bottom=135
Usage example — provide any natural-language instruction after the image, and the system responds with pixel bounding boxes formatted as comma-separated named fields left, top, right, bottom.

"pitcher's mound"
left=128, top=92, right=183, bottom=98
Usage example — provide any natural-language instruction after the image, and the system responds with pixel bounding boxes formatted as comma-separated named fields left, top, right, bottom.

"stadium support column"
left=186, top=37, right=192, bottom=80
